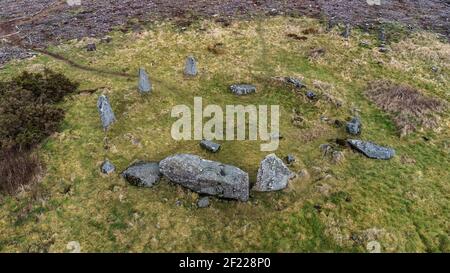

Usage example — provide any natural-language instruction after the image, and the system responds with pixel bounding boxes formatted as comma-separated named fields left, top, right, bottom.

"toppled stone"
left=230, top=84, right=256, bottom=96
left=101, top=160, right=115, bottom=174
left=122, top=162, right=162, bottom=187
left=348, top=139, right=395, bottom=160
left=86, top=43, right=96, bottom=51
left=97, top=95, right=116, bottom=130
left=285, top=77, right=305, bottom=88
left=159, top=154, right=249, bottom=201
left=184, top=56, right=198, bottom=76
left=285, top=154, right=296, bottom=164
left=200, top=140, right=221, bottom=153
left=255, top=154, right=292, bottom=192
left=138, top=68, right=152, bottom=93
left=197, top=197, right=210, bottom=208
left=346, top=117, right=362, bottom=135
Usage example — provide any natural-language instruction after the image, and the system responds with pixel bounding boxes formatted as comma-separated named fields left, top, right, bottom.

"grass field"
left=0, top=16, right=449, bottom=252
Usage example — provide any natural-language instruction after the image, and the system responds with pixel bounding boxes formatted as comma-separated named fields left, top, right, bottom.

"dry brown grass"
left=366, top=80, right=446, bottom=136
left=0, top=148, right=40, bottom=195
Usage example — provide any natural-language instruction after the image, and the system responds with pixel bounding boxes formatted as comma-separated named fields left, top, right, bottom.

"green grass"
left=0, top=16, right=448, bottom=253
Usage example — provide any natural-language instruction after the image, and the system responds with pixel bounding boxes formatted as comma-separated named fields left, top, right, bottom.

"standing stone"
left=159, top=154, right=249, bottom=201
left=348, top=139, right=395, bottom=160
left=346, top=117, right=362, bottom=135
left=184, top=56, right=198, bottom=76
left=230, top=84, right=256, bottom=96
left=255, top=154, right=292, bottom=192
left=138, top=68, right=152, bottom=93
left=97, top=95, right=116, bottom=130
left=200, top=140, right=221, bottom=153
left=101, top=160, right=115, bottom=174
left=122, top=162, right=162, bottom=187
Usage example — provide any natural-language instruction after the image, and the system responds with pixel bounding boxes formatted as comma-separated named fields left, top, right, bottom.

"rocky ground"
left=1, top=0, right=449, bottom=65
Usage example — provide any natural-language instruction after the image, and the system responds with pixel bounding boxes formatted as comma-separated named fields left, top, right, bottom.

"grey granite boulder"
left=348, top=139, right=395, bottom=160
left=200, top=140, right=221, bottom=153
left=230, top=84, right=256, bottom=96
left=346, top=117, right=361, bottom=135
left=159, top=154, right=249, bottom=201
left=138, top=68, right=152, bottom=93
left=101, top=160, right=115, bottom=175
left=97, top=95, right=116, bottom=130
left=122, top=162, right=162, bottom=187
left=184, top=56, right=198, bottom=76
left=255, top=154, right=292, bottom=192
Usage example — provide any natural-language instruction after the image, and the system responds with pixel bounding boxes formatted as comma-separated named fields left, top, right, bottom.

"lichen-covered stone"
left=255, top=154, right=292, bottom=192
left=159, top=154, right=249, bottom=201
left=122, top=162, right=161, bottom=187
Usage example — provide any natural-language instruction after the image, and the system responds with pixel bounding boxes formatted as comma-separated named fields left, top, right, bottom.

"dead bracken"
left=365, top=80, right=446, bottom=136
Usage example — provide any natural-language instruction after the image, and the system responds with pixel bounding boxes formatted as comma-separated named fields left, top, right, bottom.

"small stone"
left=101, top=160, right=115, bottom=174
left=306, top=91, right=317, bottom=100
left=197, top=197, right=210, bottom=208
left=320, top=144, right=333, bottom=156
left=101, top=36, right=112, bottom=43
left=97, top=95, right=116, bottom=130
left=346, top=117, right=362, bottom=135
left=360, top=40, right=371, bottom=48
left=230, top=84, right=256, bottom=96
left=175, top=200, right=183, bottom=207
left=431, top=66, right=439, bottom=73
left=138, top=68, right=152, bottom=93
left=285, top=77, right=305, bottom=88
left=122, top=162, right=162, bottom=187
left=341, top=24, right=351, bottom=39
left=332, top=151, right=345, bottom=164
left=184, top=56, right=198, bottom=76
left=255, top=154, right=292, bottom=192
left=270, top=132, right=283, bottom=140
left=285, top=154, right=296, bottom=164
left=86, top=43, right=96, bottom=52
left=200, top=140, right=221, bottom=153
left=379, top=47, right=389, bottom=53
left=348, top=139, right=395, bottom=160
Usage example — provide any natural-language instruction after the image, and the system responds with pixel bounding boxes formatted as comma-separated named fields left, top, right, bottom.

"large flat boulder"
left=348, top=139, right=395, bottom=160
left=255, top=154, right=292, bottom=191
left=159, top=154, right=249, bottom=201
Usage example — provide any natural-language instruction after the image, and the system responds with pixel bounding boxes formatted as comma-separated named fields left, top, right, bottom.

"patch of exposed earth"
left=1, top=0, right=449, bottom=65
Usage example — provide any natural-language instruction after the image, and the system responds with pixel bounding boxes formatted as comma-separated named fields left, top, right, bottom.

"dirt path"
left=1, top=0, right=449, bottom=65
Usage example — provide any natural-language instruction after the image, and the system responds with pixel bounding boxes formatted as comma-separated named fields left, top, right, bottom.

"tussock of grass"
left=366, top=80, right=446, bottom=136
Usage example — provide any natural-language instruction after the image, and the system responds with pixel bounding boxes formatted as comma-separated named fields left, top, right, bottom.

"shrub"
left=0, top=69, right=78, bottom=194
left=12, top=68, right=79, bottom=104
left=366, top=80, right=446, bottom=136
